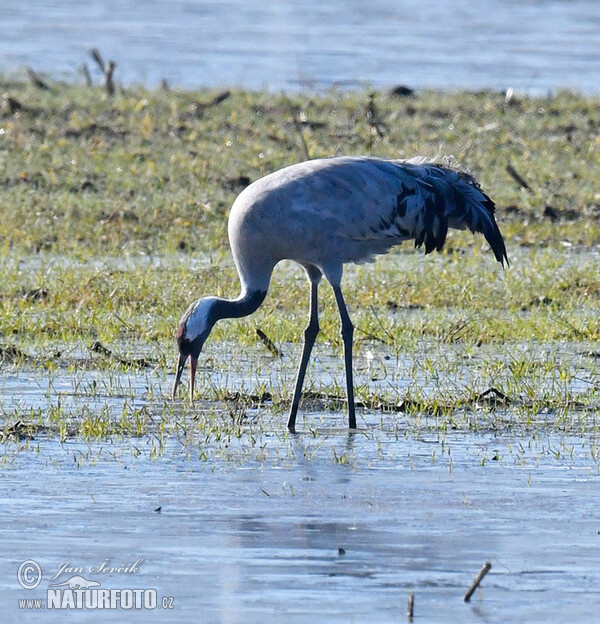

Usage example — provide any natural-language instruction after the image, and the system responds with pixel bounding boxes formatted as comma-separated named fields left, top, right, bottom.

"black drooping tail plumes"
left=406, top=162, right=509, bottom=266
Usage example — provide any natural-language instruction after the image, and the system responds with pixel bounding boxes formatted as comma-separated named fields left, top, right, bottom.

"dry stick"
left=255, top=328, right=283, bottom=357
left=208, top=90, right=231, bottom=107
left=506, top=163, right=532, bottom=192
left=354, top=325, right=388, bottom=344
left=80, top=63, right=92, bottom=87
left=195, top=90, right=232, bottom=113
left=88, top=49, right=115, bottom=96
left=90, top=48, right=106, bottom=72
left=474, top=387, right=510, bottom=404
left=443, top=316, right=472, bottom=343
left=407, top=593, right=415, bottom=619
left=554, top=315, right=586, bottom=339
left=88, top=340, right=152, bottom=368
left=464, top=562, right=492, bottom=602
left=103, top=61, right=116, bottom=96
left=368, top=304, right=395, bottom=344
left=26, top=67, right=50, bottom=90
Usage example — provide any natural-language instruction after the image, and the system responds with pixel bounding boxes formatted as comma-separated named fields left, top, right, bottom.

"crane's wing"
left=290, top=157, right=508, bottom=266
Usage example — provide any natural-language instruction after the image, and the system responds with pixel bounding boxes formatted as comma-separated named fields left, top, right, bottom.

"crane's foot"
left=287, top=411, right=297, bottom=434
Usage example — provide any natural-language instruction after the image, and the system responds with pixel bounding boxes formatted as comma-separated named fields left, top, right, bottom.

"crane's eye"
left=178, top=336, right=193, bottom=355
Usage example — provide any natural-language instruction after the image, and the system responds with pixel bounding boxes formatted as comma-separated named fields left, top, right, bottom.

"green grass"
left=2, top=83, right=600, bottom=257
left=2, top=79, right=600, bottom=450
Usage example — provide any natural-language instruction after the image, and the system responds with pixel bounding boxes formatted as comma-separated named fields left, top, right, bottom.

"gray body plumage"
left=228, top=156, right=507, bottom=292
left=174, top=156, right=507, bottom=431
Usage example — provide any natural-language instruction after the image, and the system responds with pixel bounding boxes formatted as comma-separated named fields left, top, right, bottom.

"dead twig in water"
left=255, top=328, right=283, bottom=357
left=88, top=340, right=153, bottom=368
left=443, top=316, right=472, bottom=343
left=407, top=593, right=415, bottom=620
left=354, top=325, right=389, bottom=344
left=0, top=344, right=32, bottom=363
left=464, top=562, right=492, bottom=602
left=554, top=315, right=587, bottom=339
left=473, top=387, right=510, bottom=405
left=368, top=304, right=396, bottom=344
left=1, top=420, right=42, bottom=442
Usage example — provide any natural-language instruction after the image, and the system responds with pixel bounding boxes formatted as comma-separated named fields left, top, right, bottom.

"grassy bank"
left=2, top=83, right=600, bottom=255
left=1, top=80, right=600, bottom=445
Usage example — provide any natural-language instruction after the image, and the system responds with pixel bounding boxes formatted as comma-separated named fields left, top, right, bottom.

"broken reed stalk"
left=208, top=90, right=231, bottom=107
left=256, top=328, right=283, bottom=357
left=90, top=48, right=105, bottom=72
left=88, top=48, right=116, bottom=96
left=366, top=92, right=386, bottom=138
left=194, top=90, right=232, bottom=114
left=80, top=63, right=92, bottom=87
left=88, top=339, right=152, bottom=368
left=25, top=67, right=50, bottom=90
left=407, top=593, right=414, bottom=619
left=0, top=344, right=30, bottom=362
left=292, top=110, right=310, bottom=160
left=104, top=61, right=116, bottom=96
left=464, top=562, right=492, bottom=602
left=506, top=163, right=532, bottom=192
left=473, top=386, right=510, bottom=404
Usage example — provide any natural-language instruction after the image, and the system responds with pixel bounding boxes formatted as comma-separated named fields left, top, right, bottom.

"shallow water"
left=2, top=334, right=599, bottom=431
left=1, top=430, right=599, bottom=623
left=3, top=243, right=600, bottom=620
left=2, top=0, right=600, bottom=93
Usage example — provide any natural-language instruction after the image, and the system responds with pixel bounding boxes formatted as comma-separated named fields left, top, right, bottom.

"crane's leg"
left=287, top=269, right=321, bottom=433
left=332, top=285, right=357, bottom=429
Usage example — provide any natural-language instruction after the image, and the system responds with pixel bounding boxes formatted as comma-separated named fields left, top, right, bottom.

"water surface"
left=2, top=0, right=600, bottom=93
left=1, top=431, right=599, bottom=623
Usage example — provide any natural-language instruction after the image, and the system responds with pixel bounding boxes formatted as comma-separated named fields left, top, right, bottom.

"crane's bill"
left=173, top=353, right=198, bottom=401
left=189, top=355, right=197, bottom=402
left=172, top=353, right=199, bottom=401
left=172, top=353, right=187, bottom=400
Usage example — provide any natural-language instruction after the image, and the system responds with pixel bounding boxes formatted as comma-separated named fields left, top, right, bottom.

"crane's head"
left=172, top=297, right=219, bottom=401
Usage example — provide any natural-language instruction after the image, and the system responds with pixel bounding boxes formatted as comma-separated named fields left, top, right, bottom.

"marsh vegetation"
left=1, top=80, right=600, bottom=457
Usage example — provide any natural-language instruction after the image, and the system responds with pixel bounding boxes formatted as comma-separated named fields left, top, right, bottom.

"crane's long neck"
left=210, top=251, right=274, bottom=321
left=212, top=288, right=267, bottom=320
